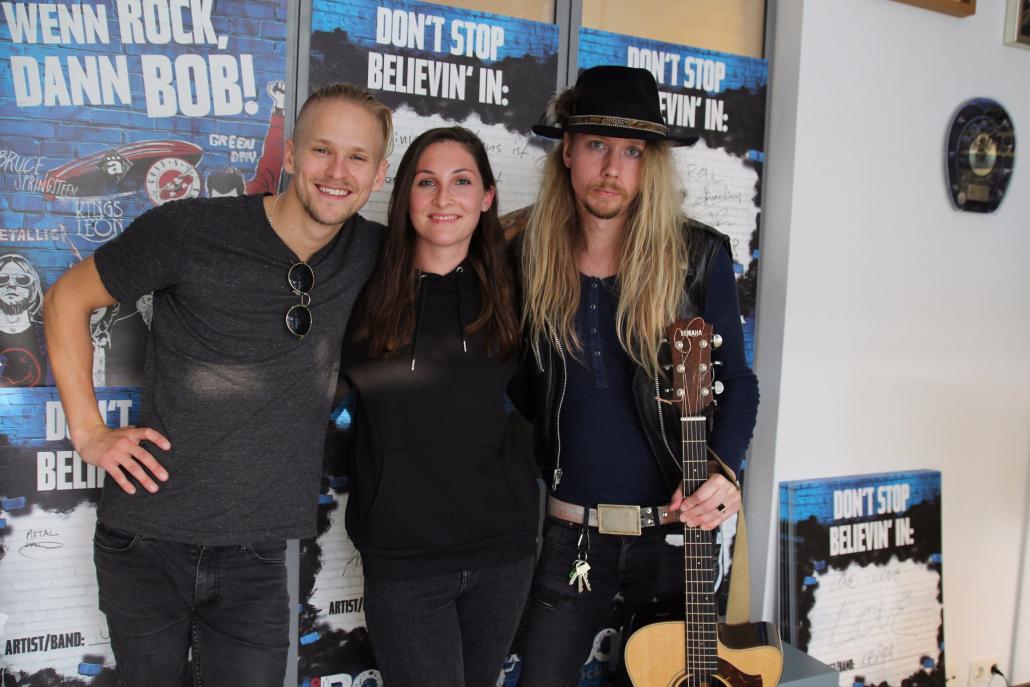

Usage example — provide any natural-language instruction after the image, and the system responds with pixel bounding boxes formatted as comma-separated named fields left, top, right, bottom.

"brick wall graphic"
left=1, top=1, right=287, bottom=683
left=1, top=0, right=288, bottom=389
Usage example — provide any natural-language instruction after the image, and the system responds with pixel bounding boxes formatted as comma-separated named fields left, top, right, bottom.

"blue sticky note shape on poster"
left=78, top=662, right=103, bottom=676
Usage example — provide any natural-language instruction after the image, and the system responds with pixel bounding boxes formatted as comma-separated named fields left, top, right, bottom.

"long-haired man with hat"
left=513, top=66, right=759, bottom=686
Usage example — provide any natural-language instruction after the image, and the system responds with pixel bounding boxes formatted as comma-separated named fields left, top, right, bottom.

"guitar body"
left=624, top=620, right=782, bottom=687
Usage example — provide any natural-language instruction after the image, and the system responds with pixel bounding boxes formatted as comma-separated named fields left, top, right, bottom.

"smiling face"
left=563, top=133, right=646, bottom=222
left=284, top=98, right=388, bottom=229
left=408, top=140, right=495, bottom=263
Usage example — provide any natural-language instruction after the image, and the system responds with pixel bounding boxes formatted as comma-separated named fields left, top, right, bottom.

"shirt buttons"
left=589, top=304, right=596, bottom=310
left=591, top=281, right=599, bottom=289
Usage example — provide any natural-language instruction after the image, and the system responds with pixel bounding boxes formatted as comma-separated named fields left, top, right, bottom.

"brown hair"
left=353, top=126, right=519, bottom=360
left=295, top=83, right=393, bottom=157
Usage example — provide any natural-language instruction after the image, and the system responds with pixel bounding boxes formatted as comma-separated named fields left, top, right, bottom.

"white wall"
left=752, top=0, right=1030, bottom=682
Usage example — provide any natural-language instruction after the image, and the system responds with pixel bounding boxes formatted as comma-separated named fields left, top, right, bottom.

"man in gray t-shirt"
left=43, top=84, right=392, bottom=687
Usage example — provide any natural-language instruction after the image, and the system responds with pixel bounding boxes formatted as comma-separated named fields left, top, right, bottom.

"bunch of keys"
left=568, top=558, right=591, bottom=593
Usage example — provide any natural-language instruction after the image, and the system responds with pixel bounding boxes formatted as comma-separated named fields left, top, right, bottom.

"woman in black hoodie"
left=342, top=127, right=539, bottom=686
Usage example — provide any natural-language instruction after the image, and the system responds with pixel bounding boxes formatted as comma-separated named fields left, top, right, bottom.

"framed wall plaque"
left=946, top=98, right=1016, bottom=213
left=1005, top=0, right=1030, bottom=49
left=893, top=0, right=976, bottom=17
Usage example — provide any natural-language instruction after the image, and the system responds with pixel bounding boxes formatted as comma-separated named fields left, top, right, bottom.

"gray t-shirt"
left=93, top=194, right=382, bottom=544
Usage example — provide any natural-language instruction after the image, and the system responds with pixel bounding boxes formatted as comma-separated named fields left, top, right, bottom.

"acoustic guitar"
left=623, top=317, right=782, bottom=687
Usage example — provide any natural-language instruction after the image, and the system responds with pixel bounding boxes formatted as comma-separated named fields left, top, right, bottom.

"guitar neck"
left=682, top=415, right=718, bottom=681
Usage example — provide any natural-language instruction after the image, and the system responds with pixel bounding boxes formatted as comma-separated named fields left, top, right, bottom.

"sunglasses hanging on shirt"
left=286, top=262, right=314, bottom=338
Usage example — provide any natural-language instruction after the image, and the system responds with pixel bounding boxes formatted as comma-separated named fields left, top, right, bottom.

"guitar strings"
left=681, top=329, right=718, bottom=687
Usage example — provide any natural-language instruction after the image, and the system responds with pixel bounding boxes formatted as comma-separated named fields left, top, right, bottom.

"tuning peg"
left=712, top=334, right=723, bottom=349
left=713, top=381, right=725, bottom=395
left=712, top=360, right=723, bottom=367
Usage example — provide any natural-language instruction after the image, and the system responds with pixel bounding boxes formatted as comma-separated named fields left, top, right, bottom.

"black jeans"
left=363, top=554, right=535, bottom=687
left=93, top=521, right=290, bottom=687
left=518, top=518, right=688, bottom=687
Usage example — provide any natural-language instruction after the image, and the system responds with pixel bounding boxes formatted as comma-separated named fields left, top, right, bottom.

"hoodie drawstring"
left=410, top=273, right=428, bottom=371
left=455, top=266, right=468, bottom=353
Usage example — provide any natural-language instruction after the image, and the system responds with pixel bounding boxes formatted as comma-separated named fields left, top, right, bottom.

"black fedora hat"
left=532, top=66, right=696, bottom=145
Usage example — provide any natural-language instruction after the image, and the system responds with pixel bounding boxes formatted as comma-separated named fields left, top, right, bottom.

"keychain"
left=568, top=523, right=592, bottom=593
left=569, top=558, right=591, bottom=592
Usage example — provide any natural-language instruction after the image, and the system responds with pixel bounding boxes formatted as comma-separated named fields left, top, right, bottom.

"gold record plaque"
left=947, top=98, right=1016, bottom=213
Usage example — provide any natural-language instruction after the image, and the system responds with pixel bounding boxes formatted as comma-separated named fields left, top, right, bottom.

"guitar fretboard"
left=682, top=415, right=718, bottom=686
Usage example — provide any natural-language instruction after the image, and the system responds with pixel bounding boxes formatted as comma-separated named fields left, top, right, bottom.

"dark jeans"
left=364, top=554, right=535, bottom=687
left=93, top=521, right=290, bottom=687
left=518, top=518, right=688, bottom=687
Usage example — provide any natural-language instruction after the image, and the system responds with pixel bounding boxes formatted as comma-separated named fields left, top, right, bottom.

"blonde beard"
left=582, top=200, right=623, bottom=221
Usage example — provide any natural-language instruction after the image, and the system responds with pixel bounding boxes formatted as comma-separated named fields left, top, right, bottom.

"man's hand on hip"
left=77, top=425, right=171, bottom=495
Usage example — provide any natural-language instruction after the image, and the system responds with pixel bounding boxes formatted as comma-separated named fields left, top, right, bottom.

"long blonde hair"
left=521, top=137, right=689, bottom=377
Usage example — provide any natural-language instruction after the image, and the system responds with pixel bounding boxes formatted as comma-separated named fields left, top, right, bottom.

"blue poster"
left=308, top=0, right=559, bottom=223
left=579, top=28, right=767, bottom=367
left=0, top=387, right=140, bottom=683
left=573, top=35, right=768, bottom=684
left=779, top=470, right=945, bottom=687
left=1, top=0, right=288, bottom=388
left=1, top=2, right=287, bottom=683
left=301, top=3, right=558, bottom=685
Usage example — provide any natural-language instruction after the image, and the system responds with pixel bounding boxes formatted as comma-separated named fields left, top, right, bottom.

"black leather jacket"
left=510, top=220, right=758, bottom=495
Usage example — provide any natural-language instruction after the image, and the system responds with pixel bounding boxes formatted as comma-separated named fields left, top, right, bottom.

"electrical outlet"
left=968, top=657, right=999, bottom=687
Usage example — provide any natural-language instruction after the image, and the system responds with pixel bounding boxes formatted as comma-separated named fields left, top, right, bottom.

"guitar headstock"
left=667, top=317, right=717, bottom=418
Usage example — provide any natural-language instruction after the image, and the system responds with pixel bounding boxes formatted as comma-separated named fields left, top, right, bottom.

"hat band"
left=567, top=114, right=668, bottom=136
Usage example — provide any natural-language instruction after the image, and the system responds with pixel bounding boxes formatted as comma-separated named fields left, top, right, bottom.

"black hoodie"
left=342, top=263, right=539, bottom=578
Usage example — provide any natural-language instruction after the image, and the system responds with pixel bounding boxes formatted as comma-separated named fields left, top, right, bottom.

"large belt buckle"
left=596, top=504, right=642, bottom=536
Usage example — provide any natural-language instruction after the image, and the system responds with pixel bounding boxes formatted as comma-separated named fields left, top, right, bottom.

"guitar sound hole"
left=678, top=676, right=726, bottom=687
